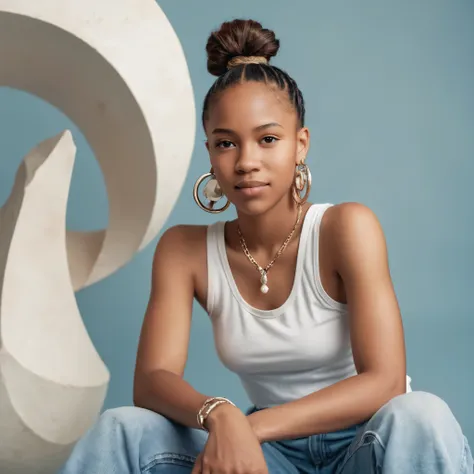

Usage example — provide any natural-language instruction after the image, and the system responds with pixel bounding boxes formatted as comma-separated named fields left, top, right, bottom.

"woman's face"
left=204, top=81, right=309, bottom=215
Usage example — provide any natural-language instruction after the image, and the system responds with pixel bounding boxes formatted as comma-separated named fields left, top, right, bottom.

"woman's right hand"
left=191, top=404, right=268, bottom=474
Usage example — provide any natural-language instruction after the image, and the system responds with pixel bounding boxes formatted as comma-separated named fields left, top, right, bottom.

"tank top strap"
left=205, top=222, right=225, bottom=317
left=304, top=203, right=348, bottom=311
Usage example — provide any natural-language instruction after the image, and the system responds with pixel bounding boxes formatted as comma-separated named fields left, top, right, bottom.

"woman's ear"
left=296, top=127, right=310, bottom=164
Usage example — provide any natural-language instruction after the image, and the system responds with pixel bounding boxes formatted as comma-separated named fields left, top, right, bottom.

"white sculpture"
left=0, top=131, right=106, bottom=472
left=0, top=1, right=195, bottom=472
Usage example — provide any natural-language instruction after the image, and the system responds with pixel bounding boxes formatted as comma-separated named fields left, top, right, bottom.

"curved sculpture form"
left=0, top=0, right=195, bottom=290
left=0, top=1, right=195, bottom=472
left=0, top=131, right=108, bottom=472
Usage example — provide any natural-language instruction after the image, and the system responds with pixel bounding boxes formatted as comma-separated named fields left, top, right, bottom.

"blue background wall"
left=1, top=0, right=472, bottom=442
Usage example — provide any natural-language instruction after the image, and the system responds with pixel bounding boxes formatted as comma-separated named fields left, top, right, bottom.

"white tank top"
left=206, top=203, right=411, bottom=408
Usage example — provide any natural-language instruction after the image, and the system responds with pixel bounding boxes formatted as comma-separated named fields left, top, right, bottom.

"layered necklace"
left=237, top=205, right=303, bottom=294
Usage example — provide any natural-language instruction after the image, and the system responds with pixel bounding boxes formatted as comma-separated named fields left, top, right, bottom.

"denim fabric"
left=58, top=391, right=473, bottom=473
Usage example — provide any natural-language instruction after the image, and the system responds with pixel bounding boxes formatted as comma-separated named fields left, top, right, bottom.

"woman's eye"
left=262, top=136, right=279, bottom=144
left=216, top=140, right=235, bottom=149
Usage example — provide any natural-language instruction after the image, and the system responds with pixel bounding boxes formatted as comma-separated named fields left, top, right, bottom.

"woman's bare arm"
left=247, top=203, right=407, bottom=442
left=133, top=225, right=233, bottom=429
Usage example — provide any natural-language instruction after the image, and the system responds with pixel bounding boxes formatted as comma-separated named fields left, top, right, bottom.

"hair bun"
left=206, top=19, right=280, bottom=77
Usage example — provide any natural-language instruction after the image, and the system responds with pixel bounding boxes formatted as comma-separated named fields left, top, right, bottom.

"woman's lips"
left=235, top=183, right=269, bottom=197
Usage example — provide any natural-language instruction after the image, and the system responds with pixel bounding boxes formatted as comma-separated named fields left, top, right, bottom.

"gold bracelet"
left=196, top=397, right=220, bottom=429
left=197, top=397, right=236, bottom=431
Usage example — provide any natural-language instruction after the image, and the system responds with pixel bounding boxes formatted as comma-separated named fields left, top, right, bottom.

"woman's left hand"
left=191, top=404, right=268, bottom=473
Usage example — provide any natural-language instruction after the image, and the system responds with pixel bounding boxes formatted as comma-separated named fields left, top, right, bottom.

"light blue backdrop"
left=0, top=0, right=472, bottom=442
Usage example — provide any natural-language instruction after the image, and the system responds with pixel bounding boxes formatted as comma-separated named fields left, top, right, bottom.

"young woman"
left=59, top=19, right=472, bottom=474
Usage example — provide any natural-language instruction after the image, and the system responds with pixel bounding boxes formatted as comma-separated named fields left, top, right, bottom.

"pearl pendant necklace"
left=259, top=270, right=269, bottom=294
left=237, top=205, right=303, bottom=294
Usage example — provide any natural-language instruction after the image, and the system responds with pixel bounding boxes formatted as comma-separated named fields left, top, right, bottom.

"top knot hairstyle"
left=202, top=19, right=306, bottom=127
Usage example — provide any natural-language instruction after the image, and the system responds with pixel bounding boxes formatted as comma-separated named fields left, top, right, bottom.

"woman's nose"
left=235, top=145, right=261, bottom=173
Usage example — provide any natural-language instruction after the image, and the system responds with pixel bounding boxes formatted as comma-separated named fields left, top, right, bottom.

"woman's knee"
left=98, top=406, right=171, bottom=436
left=341, top=392, right=470, bottom=472
left=98, top=406, right=207, bottom=451
left=370, top=391, right=462, bottom=437
left=388, top=392, right=455, bottom=424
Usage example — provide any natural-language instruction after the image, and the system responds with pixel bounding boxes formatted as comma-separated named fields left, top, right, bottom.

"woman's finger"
left=191, top=453, right=202, bottom=474
left=200, top=456, right=212, bottom=474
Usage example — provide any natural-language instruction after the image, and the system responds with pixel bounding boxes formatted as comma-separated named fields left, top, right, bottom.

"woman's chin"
left=232, top=198, right=275, bottom=217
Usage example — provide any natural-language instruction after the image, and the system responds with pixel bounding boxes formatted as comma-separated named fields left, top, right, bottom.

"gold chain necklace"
left=237, top=205, right=303, bottom=294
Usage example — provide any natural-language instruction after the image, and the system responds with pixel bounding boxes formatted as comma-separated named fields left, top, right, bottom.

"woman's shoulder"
left=321, top=201, right=388, bottom=267
left=151, top=224, right=209, bottom=287
left=157, top=224, right=208, bottom=254
left=161, top=223, right=208, bottom=238
left=322, top=201, right=380, bottom=231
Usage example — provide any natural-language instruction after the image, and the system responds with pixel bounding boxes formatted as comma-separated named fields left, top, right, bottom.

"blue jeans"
left=58, top=391, right=472, bottom=473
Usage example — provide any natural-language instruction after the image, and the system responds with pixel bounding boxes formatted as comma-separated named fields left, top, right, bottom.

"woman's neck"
left=231, top=198, right=311, bottom=258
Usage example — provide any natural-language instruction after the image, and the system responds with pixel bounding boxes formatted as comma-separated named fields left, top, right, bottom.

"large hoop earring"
left=292, top=161, right=312, bottom=204
left=193, top=168, right=230, bottom=214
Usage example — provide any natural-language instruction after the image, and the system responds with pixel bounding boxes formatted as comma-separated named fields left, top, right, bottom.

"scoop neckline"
left=216, top=204, right=317, bottom=318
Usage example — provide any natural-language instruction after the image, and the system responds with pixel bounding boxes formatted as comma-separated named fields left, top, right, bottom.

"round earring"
left=292, top=160, right=312, bottom=204
left=193, top=168, right=230, bottom=214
